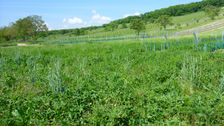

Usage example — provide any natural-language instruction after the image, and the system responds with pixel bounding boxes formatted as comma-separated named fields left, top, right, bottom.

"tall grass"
left=48, top=59, right=64, bottom=93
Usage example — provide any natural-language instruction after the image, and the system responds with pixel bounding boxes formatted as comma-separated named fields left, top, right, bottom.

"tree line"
left=108, top=0, right=223, bottom=26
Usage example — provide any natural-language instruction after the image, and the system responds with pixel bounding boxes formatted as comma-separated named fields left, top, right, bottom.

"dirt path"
left=17, top=43, right=28, bottom=46
left=17, top=43, right=41, bottom=47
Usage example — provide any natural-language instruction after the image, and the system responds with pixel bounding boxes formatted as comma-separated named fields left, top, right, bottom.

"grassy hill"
left=40, top=8, right=224, bottom=44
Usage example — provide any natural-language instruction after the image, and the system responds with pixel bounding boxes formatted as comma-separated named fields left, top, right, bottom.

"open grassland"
left=1, top=38, right=224, bottom=125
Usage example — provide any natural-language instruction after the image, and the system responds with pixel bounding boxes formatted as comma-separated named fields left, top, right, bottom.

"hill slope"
left=42, top=9, right=224, bottom=44
left=47, top=0, right=224, bottom=37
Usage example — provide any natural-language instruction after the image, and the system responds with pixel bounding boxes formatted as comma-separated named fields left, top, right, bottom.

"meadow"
left=1, top=37, right=224, bottom=125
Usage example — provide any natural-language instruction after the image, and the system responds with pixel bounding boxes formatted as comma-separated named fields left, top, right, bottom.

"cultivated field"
left=1, top=37, right=224, bottom=125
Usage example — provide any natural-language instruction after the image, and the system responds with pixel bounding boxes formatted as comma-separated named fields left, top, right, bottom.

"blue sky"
left=0, top=0, right=202, bottom=30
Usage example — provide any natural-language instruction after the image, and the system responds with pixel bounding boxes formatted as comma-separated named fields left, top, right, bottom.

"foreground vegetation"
left=0, top=37, right=224, bottom=125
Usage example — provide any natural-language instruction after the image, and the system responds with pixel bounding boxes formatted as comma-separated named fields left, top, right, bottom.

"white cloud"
left=123, top=12, right=141, bottom=18
left=90, top=10, right=111, bottom=25
left=63, top=17, right=84, bottom=25
left=91, top=14, right=111, bottom=24
left=61, top=10, right=112, bottom=29
left=62, top=17, right=88, bottom=29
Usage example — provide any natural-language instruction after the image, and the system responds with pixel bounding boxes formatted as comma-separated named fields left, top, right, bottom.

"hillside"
left=176, top=18, right=224, bottom=36
left=43, top=0, right=224, bottom=36
left=41, top=8, right=224, bottom=44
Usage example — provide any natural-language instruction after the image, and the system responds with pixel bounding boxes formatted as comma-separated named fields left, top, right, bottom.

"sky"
left=0, top=0, right=202, bottom=30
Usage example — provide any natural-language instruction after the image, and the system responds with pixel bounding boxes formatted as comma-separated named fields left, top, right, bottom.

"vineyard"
left=1, top=36, right=224, bottom=125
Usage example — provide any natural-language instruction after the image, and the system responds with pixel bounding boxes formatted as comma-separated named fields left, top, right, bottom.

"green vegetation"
left=204, top=5, right=221, bottom=20
left=107, top=0, right=224, bottom=28
left=1, top=37, right=224, bottom=125
left=156, top=15, right=173, bottom=29
left=0, top=15, right=48, bottom=42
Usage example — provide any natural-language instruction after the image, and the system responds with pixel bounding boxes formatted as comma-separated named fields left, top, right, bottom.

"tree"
left=121, top=23, right=128, bottom=29
left=156, top=15, right=173, bottom=29
left=14, top=18, right=33, bottom=41
left=0, top=27, right=10, bottom=41
left=203, top=0, right=224, bottom=7
left=104, top=23, right=117, bottom=31
left=14, top=15, right=48, bottom=41
left=130, top=18, right=146, bottom=36
left=204, top=5, right=220, bottom=20
left=0, top=25, right=17, bottom=42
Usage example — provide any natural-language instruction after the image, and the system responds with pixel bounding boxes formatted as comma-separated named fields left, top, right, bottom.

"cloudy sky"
left=0, top=0, right=201, bottom=30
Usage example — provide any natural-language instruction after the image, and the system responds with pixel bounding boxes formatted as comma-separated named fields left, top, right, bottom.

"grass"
left=1, top=37, right=224, bottom=125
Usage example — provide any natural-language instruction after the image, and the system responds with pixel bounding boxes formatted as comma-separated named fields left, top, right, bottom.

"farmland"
left=1, top=36, right=224, bottom=125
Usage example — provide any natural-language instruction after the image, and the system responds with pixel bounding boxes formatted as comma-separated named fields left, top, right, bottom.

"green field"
left=1, top=37, right=224, bottom=125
